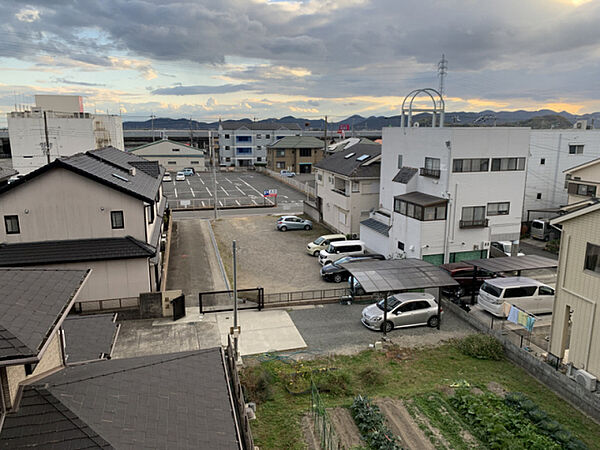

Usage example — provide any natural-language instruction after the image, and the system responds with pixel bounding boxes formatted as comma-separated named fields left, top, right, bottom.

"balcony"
left=420, top=167, right=441, bottom=178
left=331, top=188, right=349, bottom=197
left=459, top=219, right=489, bottom=229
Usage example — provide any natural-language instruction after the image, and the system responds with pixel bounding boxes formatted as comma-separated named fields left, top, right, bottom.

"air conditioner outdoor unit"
left=574, top=369, right=597, bottom=392
left=351, top=233, right=358, bottom=239
left=473, top=244, right=480, bottom=250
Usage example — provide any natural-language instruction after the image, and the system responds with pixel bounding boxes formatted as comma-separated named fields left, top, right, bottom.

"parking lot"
left=162, top=171, right=305, bottom=208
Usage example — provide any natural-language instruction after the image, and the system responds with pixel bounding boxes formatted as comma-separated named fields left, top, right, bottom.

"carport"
left=340, top=258, right=459, bottom=335
left=462, top=255, right=558, bottom=305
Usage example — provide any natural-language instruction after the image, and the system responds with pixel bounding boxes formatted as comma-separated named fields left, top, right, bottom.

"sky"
left=1, top=0, right=600, bottom=126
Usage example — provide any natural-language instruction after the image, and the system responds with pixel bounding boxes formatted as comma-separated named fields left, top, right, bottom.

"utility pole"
left=150, top=114, right=156, bottom=141
left=323, top=115, right=328, bottom=154
left=210, top=130, right=218, bottom=218
left=438, top=54, right=448, bottom=108
left=233, top=240, right=239, bottom=361
left=189, top=117, right=193, bottom=146
left=43, top=111, right=51, bottom=165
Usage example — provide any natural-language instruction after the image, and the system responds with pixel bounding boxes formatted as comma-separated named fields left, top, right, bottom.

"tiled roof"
left=0, top=387, right=113, bottom=449
left=33, top=349, right=241, bottom=449
left=0, top=167, right=17, bottom=183
left=314, top=142, right=381, bottom=178
left=221, top=121, right=301, bottom=131
left=392, top=167, right=418, bottom=184
left=0, top=147, right=164, bottom=204
left=0, top=236, right=155, bottom=267
left=0, top=268, right=88, bottom=361
left=360, top=218, right=391, bottom=236
left=268, top=136, right=324, bottom=149
left=63, top=314, right=118, bottom=364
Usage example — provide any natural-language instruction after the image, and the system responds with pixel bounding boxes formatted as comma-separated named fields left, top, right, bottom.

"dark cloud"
left=151, top=83, right=253, bottom=95
left=54, top=78, right=106, bottom=86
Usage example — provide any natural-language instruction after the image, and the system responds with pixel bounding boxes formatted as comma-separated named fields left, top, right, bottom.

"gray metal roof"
left=394, top=191, right=448, bottom=207
left=268, top=135, right=324, bottom=149
left=340, top=258, right=458, bottom=293
left=360, top=218, right=390, bottom=236
left=63, top=314, right=118, bottom=363
left=462, top=255, right=558, bottom=273
left=221, top=121, right=301, bottom=131
left=0, top=268, right=89, bottom=361
left=392, top=167, right=418, bottom=184
left=35, top=349, right=240, bottom=449
left=314, top=142, right=381, bottom=178
left=0, top=236, right=156, bottom=267
left=0, top=167, right=17, bottom=183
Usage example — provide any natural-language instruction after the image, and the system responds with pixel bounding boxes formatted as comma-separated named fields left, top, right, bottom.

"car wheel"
left=381, top=321, right=393, bottom=333
left=544, top=235, right=550, bottom=242
left=313, top=251, right=320, bottom=257
left=333, top=274, right=343, bottom=283
left=280, top=226, right=287, bottom=232
left=304, top=225, right=311, bottom=230
left=427, top=315, right=440, bottom=328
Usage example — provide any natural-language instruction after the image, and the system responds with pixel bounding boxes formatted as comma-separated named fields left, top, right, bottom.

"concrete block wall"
left=32, top=331, right=64, bottom=377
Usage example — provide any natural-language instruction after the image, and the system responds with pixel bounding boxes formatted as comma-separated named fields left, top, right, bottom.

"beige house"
left=564, top=157, right=600, bottom=205
left=314, top=140, right=381, bottom=236
left=0, top=147, right=166, bottom=310
left=549, top=200, right=600, bottom=377
left=130, top=138, right=206, bottom=172
left=267, top=136, right=325, bottom=174
left=0, top=268, right=89, bottom=412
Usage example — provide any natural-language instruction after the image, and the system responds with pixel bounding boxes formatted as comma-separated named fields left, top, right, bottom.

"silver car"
left=276, top=215, right=313, bottom=231
left=361, top=293, right=441, bottom=332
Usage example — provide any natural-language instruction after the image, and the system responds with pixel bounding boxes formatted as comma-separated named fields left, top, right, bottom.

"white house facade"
left=130, top=139, right=206, bottom=171
left=360, top=127, right=529, bottom=264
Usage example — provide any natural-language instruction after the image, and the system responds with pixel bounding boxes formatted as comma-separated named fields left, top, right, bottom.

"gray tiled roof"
left=221, top=121, right=301, bottom=131
left=0, top=387, right=112, bottom=449
left=63, top=314, right=118, bottom=363
left=36, top=349, right=240, bottom=449
left=0, top=268, right=88, bottom=361
left=392, top=167, right=418, bottom=184
left=268, top=136, right=324, bottom=149
left=0, top=236, right=155, bottom=267
left=360, top=218, right=391, bottom=236
left=314, top=142, right=381, bottom=178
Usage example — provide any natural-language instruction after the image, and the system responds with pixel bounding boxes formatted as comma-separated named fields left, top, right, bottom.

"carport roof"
left=462, top=255, right=558, bottom=273
left=340, top=258, right=458, bottom=293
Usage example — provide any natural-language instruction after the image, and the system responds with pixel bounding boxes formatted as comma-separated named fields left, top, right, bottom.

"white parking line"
left=240, top=178, right=264, bottom=196
left=190, top=188, right=195, bottom=197
left=236, top=186, right=245, bottom=195
left=199, top=178, right=205, bottom=185
left=186, top=179, right=190, bottom=185
left=219, top=200, right=223, bottom=207
left=201, top=200, right=206, bottom=207
left=236, top=200, right=241, bottom=206
left=225, top=177, right=233, bottom=184
left=205, top=186, right=212, bottom=196
left=221, top=186, right=229, bottom=196
left=282, top=195, right=288, bottom=199
left=174, top=188, right=178, bottom=198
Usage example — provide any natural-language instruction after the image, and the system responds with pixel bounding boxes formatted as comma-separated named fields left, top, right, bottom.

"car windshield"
left=314, top=237, right=324, bottom=245
left=481, top=282, right=503, bottom=297
left=377, top=296, right=402, bottom=312
left=326, top=244, right=335, bottom=253
left=532, top=221, right=543, bottom=229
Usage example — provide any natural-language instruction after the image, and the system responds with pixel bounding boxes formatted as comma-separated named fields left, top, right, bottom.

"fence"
left=256, top=167, right=316, bottom=198
left=169, top=196, right=275, bottom=210
left=72, top=296, right=139, bottom=313
left=263, top=287, right=352, bottom=306
left=199, top=288, right=264, bottom=313
left=311, top=380, right=341, bottom=450
left=224, top=335, right=255, bottom=450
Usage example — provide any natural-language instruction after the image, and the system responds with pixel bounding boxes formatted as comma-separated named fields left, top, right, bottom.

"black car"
left=320, top=254, right=385, bottom=282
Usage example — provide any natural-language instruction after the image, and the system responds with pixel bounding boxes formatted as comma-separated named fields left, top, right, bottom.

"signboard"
left=338, top=124, right=350, bottom=131
left=263, top=189, right=278, bottom=198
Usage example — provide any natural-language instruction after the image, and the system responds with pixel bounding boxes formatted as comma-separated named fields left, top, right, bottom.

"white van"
left=477, top=277, right=555, bottom=317
left=306, top=234, right=347, bottom=256
left=319, top=240, right=366, bottom=266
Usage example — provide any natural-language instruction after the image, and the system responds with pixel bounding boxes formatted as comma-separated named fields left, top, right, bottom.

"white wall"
left=218, top=128, right=299, bottom=166
left=132, top=140, right=205, bottom=171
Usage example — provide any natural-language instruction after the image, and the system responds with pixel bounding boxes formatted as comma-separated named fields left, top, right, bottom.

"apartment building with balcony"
left=267, top=136, right=325, bottom=174
left=218, top=121, right=301, bottom=166
left=563, top=157, right=600, bottom=205
left=360, top=127, right=529, bottom=263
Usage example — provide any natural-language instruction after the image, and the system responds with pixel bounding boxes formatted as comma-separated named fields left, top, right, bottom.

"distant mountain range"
left=123, top=110, right=600, bottom=131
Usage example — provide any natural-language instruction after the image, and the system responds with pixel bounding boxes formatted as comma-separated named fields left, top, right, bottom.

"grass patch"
left=242, top=345, right=600, bottom=449
left=455, top=334, right=504, bottom=360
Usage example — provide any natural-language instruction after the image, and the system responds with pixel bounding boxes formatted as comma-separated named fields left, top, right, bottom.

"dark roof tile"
left=314, top=142, right=381, bottom=178
left=392, top=167, right=418, bottom=184
left=360, top=218, right=390, bottom=236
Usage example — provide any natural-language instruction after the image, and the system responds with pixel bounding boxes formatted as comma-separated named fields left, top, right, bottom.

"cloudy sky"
left=1, top=0, right=600, bottom=125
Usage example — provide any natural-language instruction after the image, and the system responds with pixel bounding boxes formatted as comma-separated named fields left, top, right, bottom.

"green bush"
left=350, top=395, right=402, bottom=450
left=240, top=366, right=274, bottom=404
left=455, top=334, right=504, bottom=360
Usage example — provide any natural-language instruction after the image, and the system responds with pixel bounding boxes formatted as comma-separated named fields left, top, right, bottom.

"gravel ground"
left=288, top=303, right=475, bottom=355
left=211, top=214, right=333, bottom=292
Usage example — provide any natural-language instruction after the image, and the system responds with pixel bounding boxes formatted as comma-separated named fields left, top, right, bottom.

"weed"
left=455, top=334, right=504, bottom=361
left=240, top=366, right=274, bottom=404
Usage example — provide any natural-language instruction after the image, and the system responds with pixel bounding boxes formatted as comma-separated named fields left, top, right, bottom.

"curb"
left=207, top=220, right=231, bottom=291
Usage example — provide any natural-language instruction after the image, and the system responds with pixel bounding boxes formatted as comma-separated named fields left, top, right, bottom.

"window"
left=172, top=148, right=180, bottom=152
left=224, top=134, right=230, bottom=139
left=4, top=215, right=19, bottom=234
left=491, top=157, right=526, bottom=171
left=569, top=183, right=597, bottom=197
left=257, top=145, right=262, bottom=150
left=504, top=286, right=537, bottom=298
left=569, top=144, right=584, bottom=154
left=317, top=173, right=323, bottom=182
left=300, top=149, right=312, bottom=157
left=460, top=206, right=486, bottom=228
left=168, top=161, right=176, bottom=165
left=191, top=160, right=199, bottom=164
left=111, top=211, right=124, bottom=229
left=276, top=162, right=285, bottom=169
left=256, top=134, right=262, bottom=139
left=397, top=155, right=403, bottom=169
left=421, top=157, right=441, bottom=178
left=413, top=301, right=431, bottom=311
left=225, top=157, right=231, bottom=162
left=145, top=204, right=154, bottom=224
left=23, top=155, right=33, bottom=159
left=256, top=157, right=262, bottom=162
left=536, top=193, right=542, bottom=200
left=540, top=158, right=545, bottom=165
left=452, top=158, right=489, bottom=172
left=276, top=136, right=285, bottom=140
left=397, top=241, right=405, bottom=251
left=352, top=181, right=360, bottom=192
left=266, top=134, right=271, bottom=139
left=277, top=149, right=285, bottom=157
left=394, top=200, right=446, bottom=221
left=236, top=136, right=252, bottom=143
left=487, top=202, right=510, bottom=216
left=225, top=145, right=230, bottom=150
left=584, top=243, right=600, bottom=274
left=539, top=286, right=554, bottom=296
left=236, top=147, right=252, bottom=155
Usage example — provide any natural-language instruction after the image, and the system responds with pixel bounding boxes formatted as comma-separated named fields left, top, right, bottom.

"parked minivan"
left=531, top=219, right=560, bottom=241
left=319, top=240, right=366, bottom=266
left=306, top=234, right=347, bottom=256
left=477, top=277, right=555, bottom=317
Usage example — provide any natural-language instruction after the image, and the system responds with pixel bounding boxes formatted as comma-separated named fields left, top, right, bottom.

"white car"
left=162, top=172, right=172, bottom=182
left=175, top=172, right=186, bottom=181
left=280, top=169, right=296, bottom=177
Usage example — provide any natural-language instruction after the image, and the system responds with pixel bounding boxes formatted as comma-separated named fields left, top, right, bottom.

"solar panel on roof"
left=344, top=153, right=356, bottom=159
left=356, top=154, right=370, bottom=161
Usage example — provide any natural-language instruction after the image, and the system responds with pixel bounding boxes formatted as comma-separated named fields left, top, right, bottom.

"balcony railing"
left=459, top=219, right=489, bottom=229
left=331, top=188, right=349, bottom=197
left=420, top=167, right=441, bottom=178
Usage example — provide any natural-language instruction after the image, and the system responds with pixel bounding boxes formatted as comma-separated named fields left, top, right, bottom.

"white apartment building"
left=360, top=127, right=529, bottom=264
left=8, top=95, right=124, bottom=175
left=130, top=139, right=206, bottom=171
left=525, top=127, right=600, bottom=219
left=218, top=121, right=301, bottom=167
